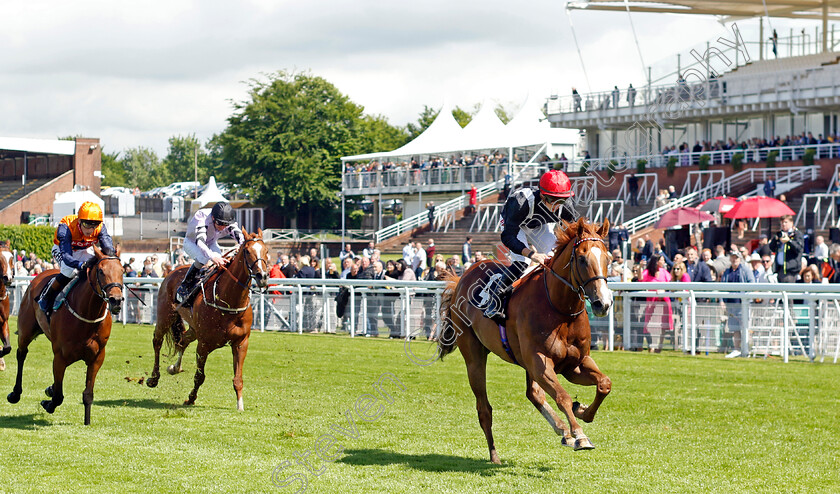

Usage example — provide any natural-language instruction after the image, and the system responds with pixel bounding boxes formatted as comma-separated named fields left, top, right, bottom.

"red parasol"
left=723, top=196, right=795, bottom=219
left=697, top=196, right=738, bottom=213
left=655, top=207, right=716, bottom=229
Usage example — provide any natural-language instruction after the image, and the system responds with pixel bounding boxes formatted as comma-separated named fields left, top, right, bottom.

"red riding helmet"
left=539, top=170, right=574, bottom=198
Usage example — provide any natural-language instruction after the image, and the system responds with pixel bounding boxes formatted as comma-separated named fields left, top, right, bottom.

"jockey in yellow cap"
left=38, top=201, right=115, bottom=316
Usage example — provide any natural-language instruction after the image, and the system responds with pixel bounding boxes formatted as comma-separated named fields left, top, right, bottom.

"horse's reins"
left=540, top=236, right=608, bottom=317
left=200, top=239, right=268, bottom=313
left=65, top=255, right=123, bottom=324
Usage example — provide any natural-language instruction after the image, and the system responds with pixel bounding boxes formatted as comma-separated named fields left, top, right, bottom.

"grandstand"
left=0, top=136, right=102, bottom=225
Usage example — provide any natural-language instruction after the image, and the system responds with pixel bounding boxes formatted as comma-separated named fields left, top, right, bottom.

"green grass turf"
left=0, top=316, right=838, bottom=493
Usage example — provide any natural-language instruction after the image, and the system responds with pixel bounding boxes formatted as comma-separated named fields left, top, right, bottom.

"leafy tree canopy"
left=214, top=71, right=402, bottom=216
left=121, top=147, right=166, bottom=190
left=162, top=134, right=213, bottom=184
left=100, top=149, right=127, bottom=187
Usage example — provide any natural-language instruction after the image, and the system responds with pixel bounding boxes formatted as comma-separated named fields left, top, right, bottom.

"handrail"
left=796, top=194, right=838, bottom=230
left=470, top=204, right=505, bottom=233
left=586, top=200, right=624, bottom=226
left=374, top=159, right=543, bottom=244
left=616, top=173, right=658, bottom=204
left=563, top=142, right=839, bottom=172
left=623, top=165, right=817, bottom=234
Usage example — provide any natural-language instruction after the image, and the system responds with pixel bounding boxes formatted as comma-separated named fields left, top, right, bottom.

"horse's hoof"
left=183, top=399, right=194, bottom=406
left=490, top=451, right=501, bottom=465
left=167, top=365, right=181, bottom=375
left=0, top=358, right=5, bottom=371
left=574, top=436, right=595, bottom=451
left=146, top=377, right=158, bottom=388
left=0, top=346, right=10, bottom=358
left=40, top=400, right=56, bottom=414
left=7, top=391, right=20, bottom=404
left=561, top=436, right=575, bottom=447
left=45, top=386, right=53, bottom=397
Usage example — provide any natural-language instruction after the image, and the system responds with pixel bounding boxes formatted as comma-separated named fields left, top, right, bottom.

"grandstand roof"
left=566, top=0, right=840, bottom=21
left=0, top=136, right=76, bottom=156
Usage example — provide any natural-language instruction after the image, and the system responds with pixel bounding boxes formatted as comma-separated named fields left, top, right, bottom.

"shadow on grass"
left=96, top=398, right=180, bottom=410
left=0, top=413, right=51, bottom=429
left=339, top=448, right=507, bottom=475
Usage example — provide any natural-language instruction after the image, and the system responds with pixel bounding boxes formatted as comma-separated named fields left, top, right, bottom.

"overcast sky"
left=0, top=1, right=827, bottom=156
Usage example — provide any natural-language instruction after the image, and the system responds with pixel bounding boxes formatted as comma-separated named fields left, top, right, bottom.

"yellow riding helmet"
left=78, top=201, right=103, bottom=222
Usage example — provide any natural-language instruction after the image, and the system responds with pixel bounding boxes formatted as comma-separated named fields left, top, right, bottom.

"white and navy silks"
left=184, top=208, right=245, bottom=265
left=52, top=224, right=115, bottom=278
left=499, top=186, right=577, bottom=281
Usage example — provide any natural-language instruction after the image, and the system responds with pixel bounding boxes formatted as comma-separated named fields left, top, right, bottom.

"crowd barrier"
left=7, top=278, right=839, bottom=364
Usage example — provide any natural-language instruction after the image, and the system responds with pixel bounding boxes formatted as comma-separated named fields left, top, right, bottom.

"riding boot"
left=38, top=274, right=71, bottom=318
left=176, top=264, right=202, bottom=307
left=483, top=261, right=528, bottom=325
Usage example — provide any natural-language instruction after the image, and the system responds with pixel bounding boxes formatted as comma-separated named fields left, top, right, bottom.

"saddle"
left=467, top=262, right=514, bottom=314
left=38, top=273, right=83, bottom=313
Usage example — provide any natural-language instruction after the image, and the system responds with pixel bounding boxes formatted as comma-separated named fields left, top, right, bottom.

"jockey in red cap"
left=483, top=169, right=577, bottom=323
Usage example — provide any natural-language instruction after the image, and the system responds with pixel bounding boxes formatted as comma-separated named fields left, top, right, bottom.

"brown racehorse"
left=437, top=218, right=613, bottom=463
left=7, top=246, right=124, bottom=425
left=0, top=253, right=14, bottom=370
left=146, top=229, right=269, bottom=410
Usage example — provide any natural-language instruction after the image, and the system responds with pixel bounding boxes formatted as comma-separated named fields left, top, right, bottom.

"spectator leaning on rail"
left=175, top=202, right=244, bottom=307
left=38, top=201, right=116, bottom=317
left=768, top=215, right=803, bottom=283
left=484, top=169, right=577, bottom=323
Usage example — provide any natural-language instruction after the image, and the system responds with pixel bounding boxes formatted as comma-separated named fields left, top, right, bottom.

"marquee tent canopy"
left=341, top=98, right=577, bottom=163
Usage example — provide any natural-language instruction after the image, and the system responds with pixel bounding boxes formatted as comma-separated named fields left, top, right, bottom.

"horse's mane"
left=553, top=218, right=600, bottom=255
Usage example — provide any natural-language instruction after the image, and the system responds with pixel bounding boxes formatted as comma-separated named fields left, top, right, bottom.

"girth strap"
left=499, top=324, right=519, bottom=365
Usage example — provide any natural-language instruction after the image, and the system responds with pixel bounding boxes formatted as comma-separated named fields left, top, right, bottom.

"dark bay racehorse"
left=146, top=229, right=269, bottom=410
left=438, top=218, right=613, bottom=463
left=7, top=246, right=123, bottom=425
left=0, top=253, right=14, bottom=370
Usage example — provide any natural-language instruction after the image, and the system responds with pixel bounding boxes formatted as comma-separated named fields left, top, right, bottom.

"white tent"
left=53, top=189, right=104, bottom=222
left=340, top=96, right=579, bottom=163
left=189, top=176, right=228, bottom=215
left=342, top=101, right=465, bottom=162
left=449, top=100, right=508, bottom=153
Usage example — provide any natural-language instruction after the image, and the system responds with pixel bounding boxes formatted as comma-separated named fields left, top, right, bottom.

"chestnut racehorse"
left=7, top=246, right=124, bottom=425
left=0, top=253, right=14, bottom=370
left=146, top=229, right=269, bottom=410
left=437, top=218, right=613, bottom=463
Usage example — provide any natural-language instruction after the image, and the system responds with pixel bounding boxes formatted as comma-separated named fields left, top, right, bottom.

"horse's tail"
left=437, top=273, right=461, bottom=360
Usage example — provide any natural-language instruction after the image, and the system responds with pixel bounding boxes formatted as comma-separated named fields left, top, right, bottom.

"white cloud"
left=0, top=1, right=826, bottom=156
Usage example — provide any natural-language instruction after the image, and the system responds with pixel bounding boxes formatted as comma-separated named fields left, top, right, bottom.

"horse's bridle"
left=218, top=239, right=269, bottom=292
left=86, top=255, right=124, bottom=302
left=541, top=236, right=608, bottom=315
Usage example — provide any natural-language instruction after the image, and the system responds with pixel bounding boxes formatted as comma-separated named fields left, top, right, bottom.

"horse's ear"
left=115, top=244, right=121, bottom=257
left=256, top=227, right=263, bottom=238
left=93, top=245, right=103, bottom=258
left=242, top=228, right=250, bottom=240
left=576, top=217, right=587, bottom=232
left=598, top=219, right=610, bottom=237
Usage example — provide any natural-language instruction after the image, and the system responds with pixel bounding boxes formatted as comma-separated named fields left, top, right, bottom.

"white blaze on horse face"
left=589, top=246, right=613, bottom=307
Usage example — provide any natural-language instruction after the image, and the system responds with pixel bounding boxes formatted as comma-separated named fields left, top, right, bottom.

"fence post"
left=623, top=291, right=632, bottom=350
left=741, top=294, right=749, bottom=357
left=690, top=291, right=697, bottom=355
left=298, top=284, right=304, bottom=334
left=404, top=286, right=411, bottom=340
left=607, top=302, right=615, bottom=351
left=782, top=292, right=790, bottom=363
left=260, top=292, right=265, bottom=332
left=808, top=299, right=816, bottom=362
left=349, top=285, right=356, bottom=337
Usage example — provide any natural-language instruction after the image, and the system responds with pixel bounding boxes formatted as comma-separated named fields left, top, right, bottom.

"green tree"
left=357, top=114, right=410, bottom=153
left=404, top=105, right=440, bottom=140
left=163, top=134, right=212, bottom=184
left=100, top=149, right=127, bottom=187
left=494, top=102, right=516, bottom=124
left=452, top=105, right=474, bottom=128
left=214, top=71, right=365, bottom=219
left=121, top=147, right=166, bottom=190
